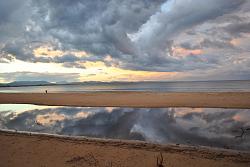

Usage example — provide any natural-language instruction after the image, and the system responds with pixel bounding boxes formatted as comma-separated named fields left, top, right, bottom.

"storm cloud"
left=0, top=0, right=250, bottom=81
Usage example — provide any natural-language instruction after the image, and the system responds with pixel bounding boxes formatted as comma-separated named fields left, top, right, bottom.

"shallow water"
left=0, top=104, right=250, bottom=151
left=1, top=80, right=250, bottom=93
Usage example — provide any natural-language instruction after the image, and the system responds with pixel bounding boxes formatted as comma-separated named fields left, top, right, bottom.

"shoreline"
left=0, top=129, right=250, bottom=167
left=1, top=92, right=250, bottom=166
left=1, top=129, right=248, bottom=154
left=0, top=92, right=250, bottom=108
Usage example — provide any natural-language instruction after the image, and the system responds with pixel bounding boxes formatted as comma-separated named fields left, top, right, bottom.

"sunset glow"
left=0, top=0, right=249, bottom=82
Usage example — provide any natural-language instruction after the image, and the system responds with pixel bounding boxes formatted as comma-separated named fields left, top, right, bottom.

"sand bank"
left=0, top=130, right=249, bottom=167
left=0, top=92, right=250, bottom=108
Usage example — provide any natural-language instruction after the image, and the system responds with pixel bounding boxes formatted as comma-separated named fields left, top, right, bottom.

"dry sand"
left=0, top=130, right=250, bottom=167
left=0, top=92, right=250, bottom=108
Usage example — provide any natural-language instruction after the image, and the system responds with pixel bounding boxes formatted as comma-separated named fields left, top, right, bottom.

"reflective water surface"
left=0, top=104, right=250, bottom=151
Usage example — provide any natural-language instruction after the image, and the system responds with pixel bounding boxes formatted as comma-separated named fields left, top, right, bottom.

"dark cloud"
left=54, top=54, right=80, bottom=63
left=1, top=106, right=250, bottom=150
left=2, top=40, right=34, bottom=61
left=0, top=0, right=30, bottom=40
left=120, top=0, right=246, bottom=71
left=179, top=42, right=201, bottom=50
left=0, top=0, right=249, bottom=80
left=225, top=22, right=250, bottom=37
left=0, top=0, right=22, bottom=25
left=200, top=39, right=235, bottom=49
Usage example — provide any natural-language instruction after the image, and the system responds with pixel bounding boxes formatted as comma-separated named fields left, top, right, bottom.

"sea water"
left=0, top=80, right=250, bottom=93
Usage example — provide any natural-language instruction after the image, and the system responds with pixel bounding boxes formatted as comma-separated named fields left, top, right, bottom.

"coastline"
left=1, top=92, right=250, bottom=166
left=0, top=92, right=250, bottom=108
left=0, top=129, right=250, bottom=167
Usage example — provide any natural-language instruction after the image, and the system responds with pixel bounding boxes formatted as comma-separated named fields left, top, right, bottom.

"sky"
left=0, top=0, right=250, bottom=82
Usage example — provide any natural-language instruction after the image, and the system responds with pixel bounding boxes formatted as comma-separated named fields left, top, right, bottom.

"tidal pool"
left=0, top=104, right=250, bottom=151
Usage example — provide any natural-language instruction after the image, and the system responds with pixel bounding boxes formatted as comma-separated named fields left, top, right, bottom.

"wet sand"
left=0, top=92, right=250, bottom=108
left=0, top=130, right=250, bottom=167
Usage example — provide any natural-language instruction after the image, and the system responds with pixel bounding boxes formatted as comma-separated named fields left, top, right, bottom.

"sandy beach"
left=1, top=0, right=250, bottom=166
left=1, top=92, right=250, bottom=167
left=0, top=130, right=249, bottom=167
left=0, top=92, right=250, bottom=108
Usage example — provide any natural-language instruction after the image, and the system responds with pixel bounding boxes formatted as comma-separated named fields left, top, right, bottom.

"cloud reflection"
left=0, top=105, right=250, bottom=151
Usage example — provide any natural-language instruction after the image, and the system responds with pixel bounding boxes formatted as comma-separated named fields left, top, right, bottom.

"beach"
left=0, top=92, right=250, bottom=108
left=0, top=130, right=250, bottom=167
left=1, top=92, right=250, bottom=167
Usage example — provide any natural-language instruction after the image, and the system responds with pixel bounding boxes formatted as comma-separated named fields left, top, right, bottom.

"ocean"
left=0, top=80, right=250, bottom=93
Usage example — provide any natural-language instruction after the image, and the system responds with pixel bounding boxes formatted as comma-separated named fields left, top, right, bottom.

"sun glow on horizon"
left=0, top=59, right=181, bottom=82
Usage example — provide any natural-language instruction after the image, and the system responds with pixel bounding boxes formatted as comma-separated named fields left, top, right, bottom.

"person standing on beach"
left=45, top=90, right=48, bottom=94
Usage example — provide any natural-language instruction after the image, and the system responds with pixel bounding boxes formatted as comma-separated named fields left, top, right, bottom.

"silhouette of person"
left=45, top=90, right=48, bottom=93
